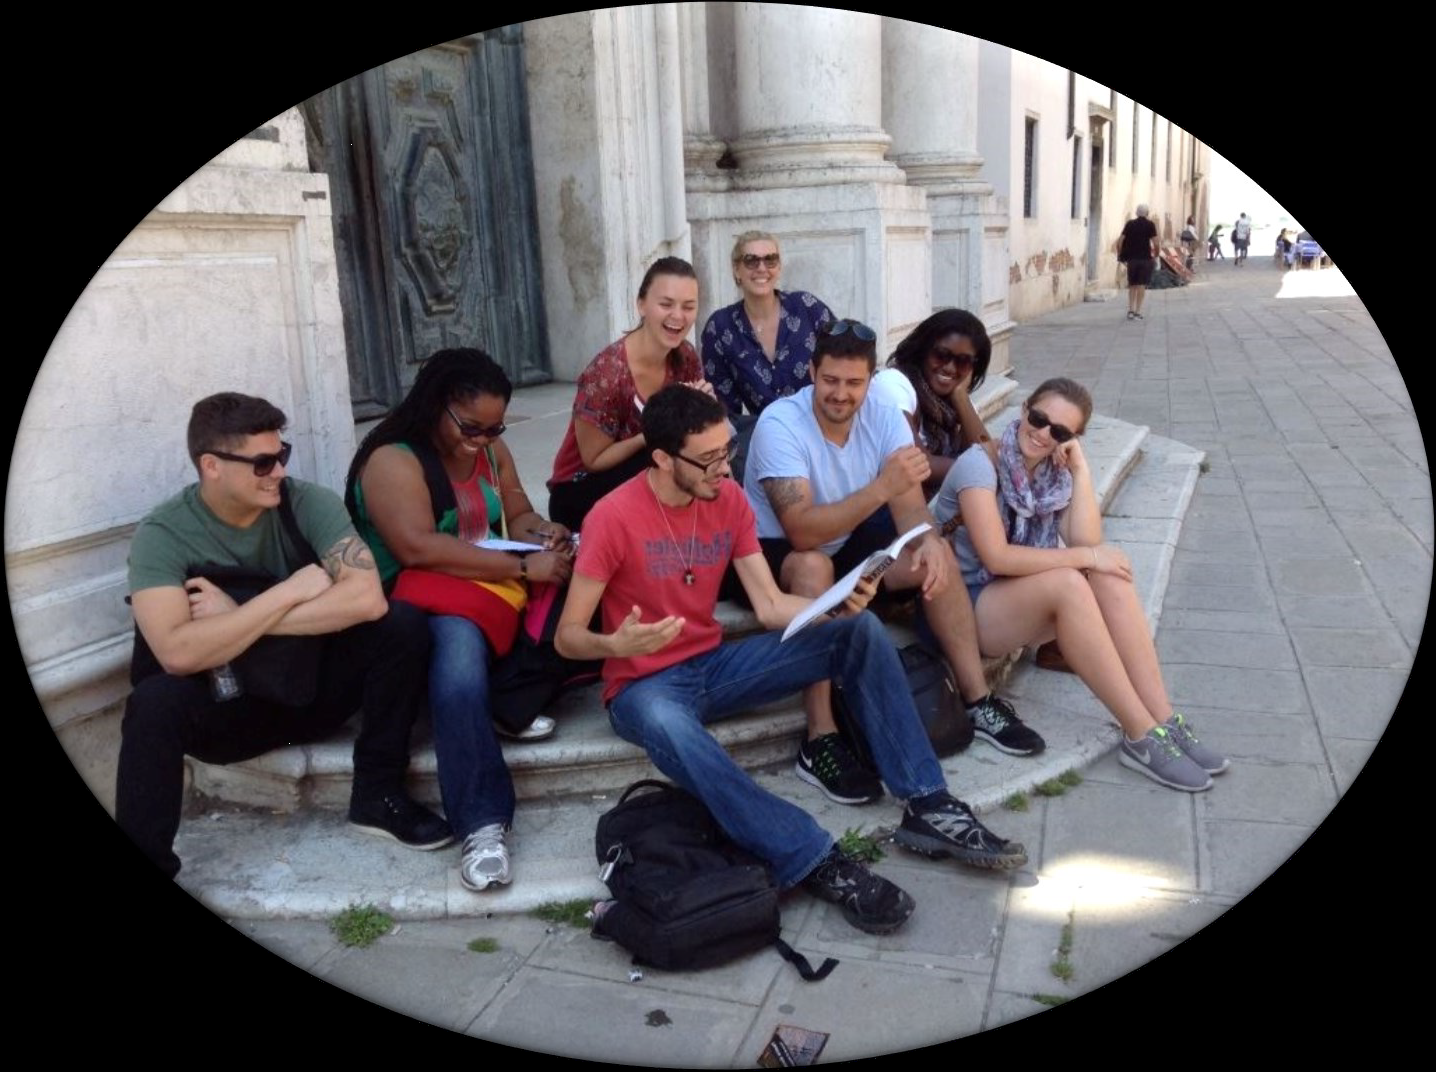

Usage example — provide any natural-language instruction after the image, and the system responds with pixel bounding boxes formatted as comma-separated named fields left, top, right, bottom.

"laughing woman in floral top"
left=700, top=230, right=835, bottom=421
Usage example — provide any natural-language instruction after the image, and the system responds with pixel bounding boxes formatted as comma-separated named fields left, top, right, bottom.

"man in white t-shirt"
left=744, top=321, right=1043, bottom=807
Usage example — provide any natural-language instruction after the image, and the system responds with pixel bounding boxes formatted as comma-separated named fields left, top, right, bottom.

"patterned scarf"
left=913, top=372, right=960, bottom=457
left=995, top=418, right=1072, bottom=549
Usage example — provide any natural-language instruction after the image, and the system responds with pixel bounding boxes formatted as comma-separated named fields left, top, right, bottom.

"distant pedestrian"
left=1207, top=225, right=1225, bottom=261
left=1116, top=204, right=1160, bottom=321
left=1232, top=213, right=1252, bottom=265
left=1180, top=215, right=1200, bottom=269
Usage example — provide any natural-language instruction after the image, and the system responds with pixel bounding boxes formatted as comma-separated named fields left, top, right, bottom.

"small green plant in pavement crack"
left=330, top=904, right=394, bottom=948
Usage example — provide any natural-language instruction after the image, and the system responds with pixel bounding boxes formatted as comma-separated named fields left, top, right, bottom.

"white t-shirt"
left=868, top=368, right=917, bottom=418
left=744, top=385, right=914, bottom=554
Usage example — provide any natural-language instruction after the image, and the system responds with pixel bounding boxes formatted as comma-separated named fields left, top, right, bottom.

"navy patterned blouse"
left=700, top=290, right=836, bottom=417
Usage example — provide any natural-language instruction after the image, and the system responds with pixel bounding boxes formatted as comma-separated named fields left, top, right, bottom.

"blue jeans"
left=608, top=612, right=946, bottom=888
left=428, top=616, right=516, bottom=839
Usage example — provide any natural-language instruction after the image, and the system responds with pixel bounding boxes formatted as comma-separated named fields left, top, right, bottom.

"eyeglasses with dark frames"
left=446, top=406, right=507, bottom=440
left=674, top=439, right=740, bottom=475
left=1026, top=407, right=1078, bottom=443
left=203, top=441, right=293, bottom=476
left=739, top=253, right=781, bottom=270
left=821, top=319, right=877, bottom=342
left=929, top=346, right=976, bottom=370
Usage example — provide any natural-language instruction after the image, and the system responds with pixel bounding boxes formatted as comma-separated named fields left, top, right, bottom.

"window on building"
left=1071, top=135, right=1082, bottom=219
left=1166, top=120, right=1173, bottom=182
left=1024, top=117, right=1037, bottom=218
left=1131, top=104, right=1139, bottom=172
left=1150, top=113, right=1157, bottom=177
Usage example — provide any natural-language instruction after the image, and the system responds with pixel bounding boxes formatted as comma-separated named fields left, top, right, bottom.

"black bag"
left=832, top=641, right=974, bottom=767
left=488, top=581, right=601, bottom=735
left=128, top=480, right=325, bottom=706
left=592, top=780, right=837, bottom=979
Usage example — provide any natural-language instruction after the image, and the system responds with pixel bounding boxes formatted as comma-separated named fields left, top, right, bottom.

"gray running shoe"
left=895, top=793, right=1028, bottom=870
left=1165, top=713, right=1229, bottom=775
left=460, top=823, right=512, bottom=892
left=1119, top=726, right=1213, bottom=792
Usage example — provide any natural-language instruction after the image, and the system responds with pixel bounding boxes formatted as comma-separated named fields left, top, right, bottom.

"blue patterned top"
left=700, top=290, right=836, bottom=417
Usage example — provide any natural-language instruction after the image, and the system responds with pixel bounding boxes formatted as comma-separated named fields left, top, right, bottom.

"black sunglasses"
left=447, top=406, right=507, bottom=440
left=675, top=440, right=740, bottom=474
left=1026, top=407, right=1078, bottom=443
left=205, top=441, right=293, bottom=476
left=739, top=253, right=780, bottom=270
left=930, top=346, right=976, bottom=370
left=822, top=319, right=876, bottom=342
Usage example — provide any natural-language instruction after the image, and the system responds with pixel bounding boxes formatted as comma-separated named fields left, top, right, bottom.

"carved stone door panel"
left=302, top=29, right=549, bottom=418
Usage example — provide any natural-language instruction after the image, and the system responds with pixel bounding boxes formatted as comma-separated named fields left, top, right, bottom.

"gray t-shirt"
left=128, top=479, right=354, bottom=593
left=744, top=386, right=913, bottom=554
left=930, top=445, right=1006, bottom=588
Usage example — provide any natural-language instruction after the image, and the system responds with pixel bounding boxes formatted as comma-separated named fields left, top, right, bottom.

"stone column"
left=882, top=20, right=1012, bottom=376
left=677, top=2, right=728, bottom=192
left=728, top=5, right=903, bottom=189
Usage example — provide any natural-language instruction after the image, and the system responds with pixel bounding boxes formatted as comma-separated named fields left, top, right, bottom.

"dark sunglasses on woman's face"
left=740, top=253, right=780, bottom=270
left=1026, top=407, right=1077, bottom=443
left=822, top=319, right=877, bottom=341
left=447, top=406, right=506, bottom=440
left=930, top=346, right=976, bottom=370
left=202, top=441, right=293, bottom=476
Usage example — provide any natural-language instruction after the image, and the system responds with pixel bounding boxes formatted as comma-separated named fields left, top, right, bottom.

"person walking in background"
left=1232, top=213, right=1252, bottom=266
left=1116, top=205, right=1160, bottom=321
left=1207, top=224, right=1225, bottom=261
left=1180, top=215, right=1200, bottom=270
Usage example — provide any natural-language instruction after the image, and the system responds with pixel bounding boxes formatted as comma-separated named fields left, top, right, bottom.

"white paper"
left=474, top=538, right=547, bottom=553
left=780, top=522, right=932, bottom=641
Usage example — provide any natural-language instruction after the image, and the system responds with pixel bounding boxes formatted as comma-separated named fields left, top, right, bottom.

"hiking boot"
left=460, top=823, right=512, bottom=892
left=795, top=733, right=884, bottom=805
left=801, top=846, right=915, bottom=935
left=967, top=693, right=1046, bottom=757
left=1119, top=726, right=1213, bottom=792
left=1164, top=713, right=1229, bottom=775
left=348, top=792, right=455, bottom=850
left=895, top=792, right=1028, bottom=870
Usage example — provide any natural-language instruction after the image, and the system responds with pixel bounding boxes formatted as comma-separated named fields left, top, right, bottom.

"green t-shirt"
left=128, top=479, right=356, bottom=593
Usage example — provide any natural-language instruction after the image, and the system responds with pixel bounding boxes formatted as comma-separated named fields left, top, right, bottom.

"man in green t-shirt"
left=118, top=392, right=452, bottom=878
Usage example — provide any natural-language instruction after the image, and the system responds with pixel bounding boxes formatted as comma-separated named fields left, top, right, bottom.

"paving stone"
left=736, top=955, right=989, bottom=1061
left=1159, top=607, right=1288, bottom=634
left=1288, top=626, right=1412, bottom=669
left=1156, top=628, right=1298, bottom=670
left=1166, top=557, right=1268, bottom=589
left=1042, top=780, right=1197, bottom=889
left=1268, top=557, right=1370, bottom=597
left=231, top=918, right=343, bottom=972
left=467, top=966, right=762, bottom=1064
left=1179, top=526, right=1262, bottom=554
left=1203, top=820, right=1318, bottom=897
left=1325, top=737, right=1379, bottom=799
left=1159, top=706, right=1326, bottom=766
left=1061, top=889, right=1232, bottom=995
left=1161, top=581, right=1275, bottom=612
left=990, top=877, right=1077, bottom=998
left=1269, top=594, right=1400, bottom=632
left=1305, top=667, right=1410, bottom=742
left=1164, top=664, right=1307, bottom=714
left=1253, top=524, right=1354, bottom=557
left=1199, top=759, right=1337, bottom=827
left=984, top=989, right=1062, bottom=1032
left=1328, top=516, right=1432, bottom=559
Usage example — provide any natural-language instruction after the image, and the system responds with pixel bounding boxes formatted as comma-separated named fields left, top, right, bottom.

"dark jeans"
left=115, top=601, right=431, bottom=878
left=547, top=452, right=651, bottom=533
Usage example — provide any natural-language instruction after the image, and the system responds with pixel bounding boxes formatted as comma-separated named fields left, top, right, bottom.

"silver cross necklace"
left=648, top=470, right=698, bottom=585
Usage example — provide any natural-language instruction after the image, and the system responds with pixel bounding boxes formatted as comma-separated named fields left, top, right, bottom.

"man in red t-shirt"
left=556, top=387, right=1027, bottom=936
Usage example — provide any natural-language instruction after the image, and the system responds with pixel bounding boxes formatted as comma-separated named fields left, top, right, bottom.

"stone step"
left=188, top=401, right=1154, bottom=815
left=176, top=405, right=1202, bottom=919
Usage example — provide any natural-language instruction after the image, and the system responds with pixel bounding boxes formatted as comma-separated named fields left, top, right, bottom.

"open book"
left=781, top=522, right=932, bottom=641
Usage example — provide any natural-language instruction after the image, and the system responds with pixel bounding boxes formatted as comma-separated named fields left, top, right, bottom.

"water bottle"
left=210, top=662, right=243, bottom=702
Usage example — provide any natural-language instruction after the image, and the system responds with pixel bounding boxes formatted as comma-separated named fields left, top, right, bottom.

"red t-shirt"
left=548, top=337, right=703, bottom=488
left=575, top=472, right=761, bottom=703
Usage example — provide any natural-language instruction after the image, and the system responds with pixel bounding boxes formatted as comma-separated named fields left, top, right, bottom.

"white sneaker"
left=495, top=715, right=556, bottom=741
left=460, top=823, right=511, bottom=891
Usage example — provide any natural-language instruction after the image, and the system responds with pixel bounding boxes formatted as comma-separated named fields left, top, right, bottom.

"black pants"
left=547, top=452, right=651, bottom=532
left=115, top=601, right=431, bottom=878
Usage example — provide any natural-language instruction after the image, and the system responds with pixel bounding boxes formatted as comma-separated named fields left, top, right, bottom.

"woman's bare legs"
left=1085, top=570, right=1175, bottom=724
left=973, top=569, right=1159, bottom=739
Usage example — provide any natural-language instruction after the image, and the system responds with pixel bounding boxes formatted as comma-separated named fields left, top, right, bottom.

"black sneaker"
left=895, top=792, right=1028, bottom=871
left=795, top=733, right=884, bottom=805
left=801, top=846, right=915, bottom=935
left=967, top=694, right=1046, bottom=757
left=348, top=792, right=455, bottom=851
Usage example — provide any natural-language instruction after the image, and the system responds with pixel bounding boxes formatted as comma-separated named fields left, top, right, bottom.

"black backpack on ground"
left=833, top=640, right=974, bottom=768
left=591, top=780, right=837, bottom=979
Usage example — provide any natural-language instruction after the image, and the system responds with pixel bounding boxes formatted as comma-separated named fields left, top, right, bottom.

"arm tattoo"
left=322, top=535, right=377, bottom=579
left=761, top=477, right=807, bottom=514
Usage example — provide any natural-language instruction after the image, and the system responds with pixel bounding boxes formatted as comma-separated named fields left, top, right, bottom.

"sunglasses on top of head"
left=821, top=319, right=877, bottom=341
left=203, top=441, right=293, bottom=477
left=446, top=406, right=507, bottom=440
left=1026, top=407, right=1078, bottom=443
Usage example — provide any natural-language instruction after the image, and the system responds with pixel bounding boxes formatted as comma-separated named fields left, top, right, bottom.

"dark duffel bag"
left=832, top=641, right=974, bottom=767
